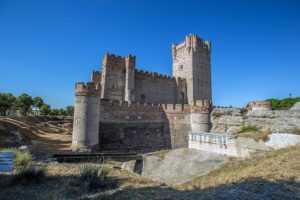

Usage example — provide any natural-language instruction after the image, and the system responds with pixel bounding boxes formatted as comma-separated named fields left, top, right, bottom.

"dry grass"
left=235, top=131, right=271, bottom=142
left=0, top=145, right=300, bottom=199
left=10, top=162, right=46, bottom=185
left=234, top=125, right=271, bottom=142
left=292, top=128, right=300, bottom=135
left=178, top=144, right=300, bottom=190
left=150, top=150, right=171, bottom=159
left=0, top=116, right=72, bottom=155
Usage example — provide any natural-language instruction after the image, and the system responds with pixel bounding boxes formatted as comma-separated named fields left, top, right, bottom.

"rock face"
left=245, top=110, right=300, bottom=132
left=291, top=102, right=300, bottom=110
left=211, top=108, right=300, bottom=133
left=141, top=148, right=227, bottom=185
left=210, top=108, right=244, bottom=133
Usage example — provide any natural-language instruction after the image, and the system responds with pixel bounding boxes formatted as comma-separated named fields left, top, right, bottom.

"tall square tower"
left=172, top=34, right=212, bottom=104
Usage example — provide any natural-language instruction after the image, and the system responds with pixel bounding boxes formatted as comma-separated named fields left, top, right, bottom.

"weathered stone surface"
left=210, top=108, right=300, bottom=133
left=265, top=133, right=300, bottom=149
left=291, top=102, right=300, bottom=110
left=141, top=148, right=227, bottom=185
left=245, top=110, right=300, bottom=132
left=210, top=108, right=244, bottom=133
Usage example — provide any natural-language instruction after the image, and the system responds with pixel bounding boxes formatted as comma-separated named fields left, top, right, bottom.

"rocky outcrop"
left=122, top=148, right=228, bottom=185
left=245, top=110, right=300, bottom=132
left=291, top=102, right=300, bottom=110
left=210, top=108, right=300, bottom=133
left=210, top=108, right=244, bottom=133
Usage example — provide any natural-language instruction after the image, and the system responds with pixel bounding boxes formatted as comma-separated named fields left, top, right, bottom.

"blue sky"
left=0, top=0, right=299, bottom=108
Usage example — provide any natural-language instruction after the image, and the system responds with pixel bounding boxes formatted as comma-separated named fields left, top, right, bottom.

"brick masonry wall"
left=134, top=70, right=179, bottom=104
left=98, top=100, right=210, bottom=153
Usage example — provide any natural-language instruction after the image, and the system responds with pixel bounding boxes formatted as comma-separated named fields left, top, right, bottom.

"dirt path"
left=0, top=116, right=72, bottom=156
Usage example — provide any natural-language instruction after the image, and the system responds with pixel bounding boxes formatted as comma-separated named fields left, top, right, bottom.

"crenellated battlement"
left=172, top=34, right=211, bottom=52
left=135, top=69, right=179, bottom=82
left=91, top=71, right=102, bottom=84
left=99, top=99, right=210, bottom=113
left=103, top=53, right=136, bottom=60
left=75, top=82, right=100, bottom=96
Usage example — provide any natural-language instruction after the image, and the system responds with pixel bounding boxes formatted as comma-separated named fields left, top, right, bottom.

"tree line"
left=0, top=93, right=74, bottom=116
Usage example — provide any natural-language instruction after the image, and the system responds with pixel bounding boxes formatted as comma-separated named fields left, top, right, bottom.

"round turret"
left=190, top=100, right=212, bottom=132
left=72, top=82, right=100, bottom=152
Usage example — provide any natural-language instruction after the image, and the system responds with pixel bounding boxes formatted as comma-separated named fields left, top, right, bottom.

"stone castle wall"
left=72, top=34, right=213, bottom=152
left=100, top=54, right=127, bottom=100
left=134, top=70, right=187, bottom=104
left=172, top=34, right=212, bottom=104
left=98, top=99, right=210, bottom=153
left=99, top=54, right=188, bottom=104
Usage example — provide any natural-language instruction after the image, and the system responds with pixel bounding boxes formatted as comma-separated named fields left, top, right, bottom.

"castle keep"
left=72, top=34, right=212, bottom=152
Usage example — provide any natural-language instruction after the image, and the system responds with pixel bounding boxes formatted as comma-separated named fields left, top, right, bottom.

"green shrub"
left=266, top=97, right=300, bottom=110
left=237, top=125, right=259, bottom=134
left=79, top=164, right=105, bottom=189
left=14, top=151, right=32, bottom=167
left=0, top=148, right=32, bottom=167
left=10, top=162, right=46, bottom=185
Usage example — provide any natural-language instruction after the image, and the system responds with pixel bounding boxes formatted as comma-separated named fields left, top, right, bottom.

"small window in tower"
left=179, top=65, right=183, bottom=70
left=141, top=94, right=146, bottom=103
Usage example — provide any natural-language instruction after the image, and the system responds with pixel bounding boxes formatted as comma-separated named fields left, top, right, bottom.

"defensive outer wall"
left=72, top=82, right=211, bottom=152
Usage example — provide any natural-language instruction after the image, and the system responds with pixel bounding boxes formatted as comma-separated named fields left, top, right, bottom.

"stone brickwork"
left=172, top=34, right=212, bottom=104
left=72, top=82, right=101, bottom=152
left=72, top=34, right=213, bottom=152
left=134, top=70, right=186, bottom=104
left=247, top=101, right=271, bottom=111
left=97, top=34, right=211, bottom=104
left=97, top=99, right=211, bottom=153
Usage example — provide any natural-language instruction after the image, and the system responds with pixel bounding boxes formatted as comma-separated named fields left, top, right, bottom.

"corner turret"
left=72, top=82, right=101, bottom=152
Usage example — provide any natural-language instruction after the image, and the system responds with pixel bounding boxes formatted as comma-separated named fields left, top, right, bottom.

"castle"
left=72, top=34, right=213, bottom=152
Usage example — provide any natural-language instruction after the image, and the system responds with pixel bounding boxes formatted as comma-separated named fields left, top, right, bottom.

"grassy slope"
left=0, top=145, right=299, bottom=200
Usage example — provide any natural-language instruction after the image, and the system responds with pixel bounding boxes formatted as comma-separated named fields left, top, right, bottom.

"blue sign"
left=0, top=152, right=14, bottom=173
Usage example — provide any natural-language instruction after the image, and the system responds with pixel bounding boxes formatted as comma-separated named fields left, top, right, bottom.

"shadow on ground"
left=94, top=178, right=300, bottom=200
left=0, top=173, right=298, bottom=200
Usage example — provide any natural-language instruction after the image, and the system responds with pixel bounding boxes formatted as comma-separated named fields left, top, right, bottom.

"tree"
left=49, top=108, right=59, bottom=116
left=58, top=108, right=66, bottom=116
left=0, top=93, right=16, bottom=116
left=66, top=106, right=74, bottom=116
left=33, top=96, right=44, bottom=109
left=40, top=104, right=51, bottom=115
left=16, top=93, right=33, bottom=116
left=32, top=96, right=44, bottom=115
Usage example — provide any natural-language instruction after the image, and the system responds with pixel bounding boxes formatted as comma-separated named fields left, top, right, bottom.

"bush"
left=79, top=164, right=105, bottom=189
left=237, top=125, right=259, bottom=133
left=266, top=97, right=300, bottom=110
left=0, top=148, right=32, bottom=167
left=14, top=151, right=32, bottom=167
left=10, top=162, right=46, bottom=185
